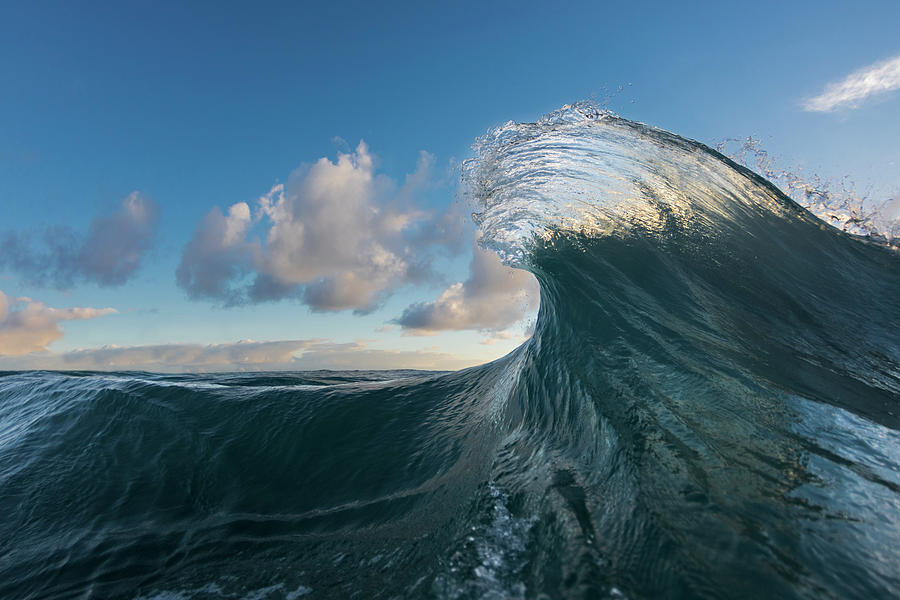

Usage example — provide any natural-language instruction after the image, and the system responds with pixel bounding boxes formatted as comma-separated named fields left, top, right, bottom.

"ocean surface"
left=2, top=105, right=899, bottom=599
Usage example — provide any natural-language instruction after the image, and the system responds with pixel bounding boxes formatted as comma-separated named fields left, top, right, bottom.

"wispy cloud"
left=0, top=291, right=116, bottom=355
left=804, top=54, right=900, bottom=112
left=0, top=192, right=159, bottom=288
left=0, top=338, right=476, bottom=372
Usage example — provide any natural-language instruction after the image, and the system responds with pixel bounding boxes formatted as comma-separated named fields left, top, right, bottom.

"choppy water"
left=2, top=105, right=899, bottom=599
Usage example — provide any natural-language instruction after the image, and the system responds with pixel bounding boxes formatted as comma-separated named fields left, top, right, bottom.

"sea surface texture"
left=2, top=105, right=899, bottom=599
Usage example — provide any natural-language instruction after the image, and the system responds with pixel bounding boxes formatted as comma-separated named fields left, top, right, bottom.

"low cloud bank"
left=0, top=291, right=116, bottom=355
left=0, top=192, right=159, bottom=288
left=0, top=338, right=475, bottom=372
left=177, top=143, right=463, bottom=312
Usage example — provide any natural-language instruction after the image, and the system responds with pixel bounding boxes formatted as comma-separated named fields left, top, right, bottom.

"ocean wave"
left=2, top=104, right=899, bottom=599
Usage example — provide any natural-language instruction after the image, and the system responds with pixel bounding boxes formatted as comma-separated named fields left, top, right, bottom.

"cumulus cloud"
left=0, top=338, right=475, bottom=372
left=804, top=54, right=900, bottom=112
left=395, top=242, right=539, bottom=334
left=0, top=290, right=116, bottom=355
left=0, top=192, right=159, bottom=288
left=176, top=202, right=257, bottom=302
left=177, top=143, right=463, bottom=312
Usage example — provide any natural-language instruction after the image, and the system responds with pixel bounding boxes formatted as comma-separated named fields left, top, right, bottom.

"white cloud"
left=804, top=54, right=900, bottom=112
left=0, top=192, right=159, bottom=288
left=176, top=202, right=258, bottom=302
left=177, top=143, right=462, bottom=311
left=0, top=338, right=476, bottom=372
left=0, top=291, right=116, bottom=356
left=395, top=242, right=539, bottom=334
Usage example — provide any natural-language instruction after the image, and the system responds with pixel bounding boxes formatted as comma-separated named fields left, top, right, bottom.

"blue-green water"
left=2, top=107, right=898, bottom=599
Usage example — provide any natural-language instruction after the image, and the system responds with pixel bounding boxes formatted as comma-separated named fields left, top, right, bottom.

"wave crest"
left=463, top=102, right=893, bottom=268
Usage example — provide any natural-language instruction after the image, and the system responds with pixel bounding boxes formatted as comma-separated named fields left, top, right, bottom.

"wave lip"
left=464, top=101, right=879, bottom=266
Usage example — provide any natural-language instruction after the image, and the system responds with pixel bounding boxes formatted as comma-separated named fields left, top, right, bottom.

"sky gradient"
left=1, top=0, right=898, bottom=371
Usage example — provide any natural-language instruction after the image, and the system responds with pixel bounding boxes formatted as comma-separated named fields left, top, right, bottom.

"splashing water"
left=716, top=135, right=900, bottom=243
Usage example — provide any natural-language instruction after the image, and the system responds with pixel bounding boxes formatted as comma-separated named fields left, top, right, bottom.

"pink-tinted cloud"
left=0, top=291, right=116, bottom=355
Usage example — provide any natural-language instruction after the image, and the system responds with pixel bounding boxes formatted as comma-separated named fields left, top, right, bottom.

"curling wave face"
left=464, top=103, right=819, bottom=265
left=2, top=105, right=899, bottom=599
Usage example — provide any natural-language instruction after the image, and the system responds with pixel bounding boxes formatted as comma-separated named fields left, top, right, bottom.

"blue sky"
left=1, top=0, right=898, bottom=371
